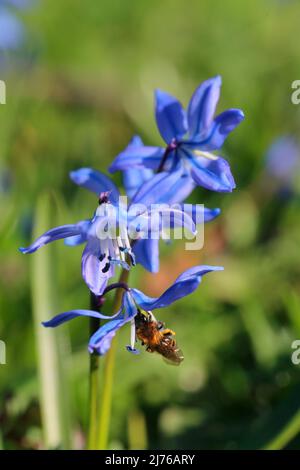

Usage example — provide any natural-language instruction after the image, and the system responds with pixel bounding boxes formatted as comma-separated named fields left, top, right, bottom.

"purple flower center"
left=98, top=191, right=111, bottom=205
left=157, top=138, right=179, bottom=172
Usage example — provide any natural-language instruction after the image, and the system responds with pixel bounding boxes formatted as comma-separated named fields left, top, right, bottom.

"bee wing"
left=162, top=348, right=184, bottom=366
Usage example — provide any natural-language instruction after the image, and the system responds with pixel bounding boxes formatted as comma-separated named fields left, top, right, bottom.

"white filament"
left=130, top=319, right=136, bottom=350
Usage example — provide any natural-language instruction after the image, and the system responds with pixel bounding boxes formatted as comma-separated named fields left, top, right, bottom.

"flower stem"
left=97, top=268, right=130, bottom=450
left=263, top=408, right=300, bottom=450
left=103, top=281, right=129, bottom=295
left=87, top=293, right=101, bottom=450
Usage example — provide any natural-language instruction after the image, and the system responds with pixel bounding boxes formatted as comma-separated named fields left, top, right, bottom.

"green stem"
left=87, top=294, right=100, bottom=450
left=97, top=268, right=130, bottom=450
left=263, top=408, right=300, bottom=450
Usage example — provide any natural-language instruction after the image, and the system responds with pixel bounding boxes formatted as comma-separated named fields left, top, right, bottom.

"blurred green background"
left=1, top=0, right=300, bottom=450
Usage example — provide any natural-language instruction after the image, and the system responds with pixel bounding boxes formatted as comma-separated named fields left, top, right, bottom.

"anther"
left=98, top=191, right=111, bottom=205
left=102, top=262, right=110, bottom=273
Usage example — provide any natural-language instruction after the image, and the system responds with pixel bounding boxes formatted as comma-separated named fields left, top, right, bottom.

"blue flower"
left=66, top=162, right=220, bottom=274
left=43, top=265, right=223, bottom=356
left=109, top=76, right=244, bottom=195
left=20, top=169, right=198, bottom=294
left=19, top=171, right=136, bottom=295
left=265, top=136, right=300, bottom=189
left=0, top=6, right=24, bottom=50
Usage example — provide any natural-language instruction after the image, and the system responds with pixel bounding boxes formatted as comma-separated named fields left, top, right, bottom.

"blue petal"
left=89, top=291, right=137, bottom=355
left=131, top=265, right=224, bottom=310
left=123, top=167, right=154, bottom=199
left=42, top=309, right=121, bottom=328
left=123, top=290, right=138, bottom=318
left=70, top=168, right=120, bottom=204
left=89, top=318, right=127, bottom=355
left=132, top=163, right=195, bottom=205
left=177, top=204, right=221, bottom=224
left=19, top=223, right=84, bottom=254
left=133, top=238, right=159, bottom=273
left=127, top=135, right=143, bottom=147
left=64, top=219, right=90, bottom=246
left=109, top=138, right=164, bottom=173
left=122, top=137, right=154, bottom=198
left=189, top=109, right=245, bottom=151
left=152, top=207, right=196, bottom=234
left=187, top=76, right=221, bottom=138
left=64, top=233, right=87, bottom=246
left=81, top=238, right=114, bottom=295
left=175, top=265, right=224, bottom=282
left=154, top=89, right=187, bottom=144
left=129, top=205, right=196, bottom=244
left=187, top=152, right=236, bottom=192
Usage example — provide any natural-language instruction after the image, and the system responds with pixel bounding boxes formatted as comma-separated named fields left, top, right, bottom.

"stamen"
left=102, top=262, right=110, bottom=273
left=118, top=231, right=136, bottom=266
left=130, top=318, right=136, bottom=350
left=101, top=238, right=109, bottom=258
left=109, top=258, right=130, bottom=270
left=123, top=229, right=131, bottom=251
left=193, top=150, right=218, bottom=160
left=112, top=238, right=121, bottom=262
left=98, top=191, right=111, bottom=205
left=129, top=251, right=136, bottom=266
left=117, top=236, right=126, bottom=262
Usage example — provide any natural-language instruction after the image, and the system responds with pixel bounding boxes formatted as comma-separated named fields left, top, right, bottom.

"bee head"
left=135, top=309, right=153, bottom=326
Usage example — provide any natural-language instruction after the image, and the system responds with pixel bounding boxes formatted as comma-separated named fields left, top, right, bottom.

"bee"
left=135, top=310, right=184, bottom=365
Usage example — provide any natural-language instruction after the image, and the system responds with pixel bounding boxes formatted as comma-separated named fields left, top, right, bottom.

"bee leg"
left=162, top=328, right=176, bottom=337
left=146, top=346, right=154, bottom=353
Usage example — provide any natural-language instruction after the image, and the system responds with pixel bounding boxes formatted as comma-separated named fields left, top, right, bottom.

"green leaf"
left=30, top=191, right=72, bottom=449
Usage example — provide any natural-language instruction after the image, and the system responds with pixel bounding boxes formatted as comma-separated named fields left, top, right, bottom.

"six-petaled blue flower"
left=62, top=165, right=220, bottom=275
left=20, top=168, right=201, bottom=294
left=43, top=265, right=223, bottom=356
left=109, top=76, right=244, bottom=197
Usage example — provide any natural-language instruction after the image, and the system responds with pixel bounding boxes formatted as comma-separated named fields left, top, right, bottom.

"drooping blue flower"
left=20, top=169, right=198, bottom=295
left=109, top=76, right=244, bottom=196
left=19, top=171, right=136, bottom=295
left=43, top=265, right=224, bottom=356
left=65, top=162, right=221, bottom=274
